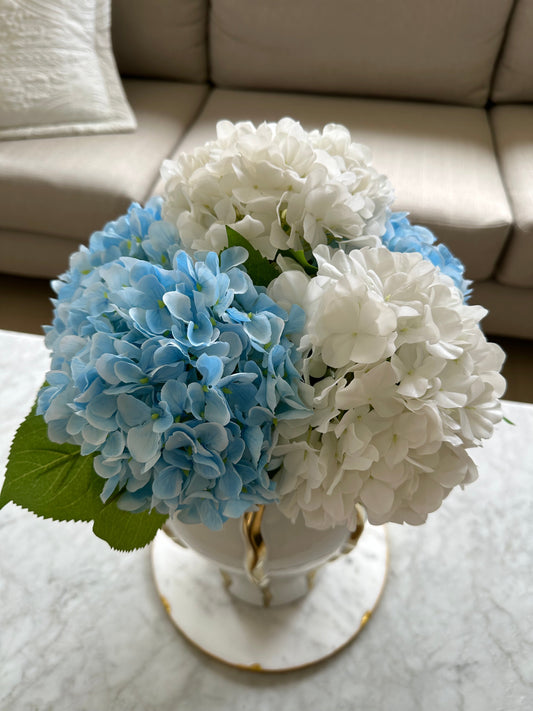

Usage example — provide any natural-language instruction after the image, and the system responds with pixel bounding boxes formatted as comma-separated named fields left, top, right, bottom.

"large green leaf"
left=0, top=404, right=103, bottom=521
left=93, top=504, right=167, bottom=552
left=225, top=226, right=280, bottom=287
left=0, top=404, right=166, bottom=550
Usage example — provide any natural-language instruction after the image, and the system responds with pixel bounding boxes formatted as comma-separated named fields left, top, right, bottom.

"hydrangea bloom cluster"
left=32, top=119, right=506, bottom=536
left=268, top=246, right=505, bottom=529
left=37, top=200, right=309, bottom=530
left=161, top=118, right=394, bottom=260
left=162, top=119, right=472, bottom=303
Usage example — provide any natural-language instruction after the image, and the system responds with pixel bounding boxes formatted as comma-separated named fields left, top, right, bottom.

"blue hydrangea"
left=38, top=201, right=310, bottom=530
left=380, top=212, right=472, bottom=298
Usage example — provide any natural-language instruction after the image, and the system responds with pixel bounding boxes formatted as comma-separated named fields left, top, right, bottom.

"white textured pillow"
left=0, top=0, right=137, bottom=140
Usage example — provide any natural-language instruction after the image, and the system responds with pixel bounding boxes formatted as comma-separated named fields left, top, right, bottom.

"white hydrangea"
left=269, top=246, right=506, bottom=529
left=161, top=118, right=394, bottom=260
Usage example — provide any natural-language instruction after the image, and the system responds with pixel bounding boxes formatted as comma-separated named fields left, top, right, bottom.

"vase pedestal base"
left=151, top=523, right=388, bottom=672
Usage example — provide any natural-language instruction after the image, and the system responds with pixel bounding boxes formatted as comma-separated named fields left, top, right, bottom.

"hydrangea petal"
left=127, top=422, right=161, bottom=463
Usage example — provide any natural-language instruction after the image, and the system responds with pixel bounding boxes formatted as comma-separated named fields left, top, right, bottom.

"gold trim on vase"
left=325, top=504, right=366, bottom=564
left=219, top=570, right=233, bottom=590
left=242, top=504, right=272, bottom=607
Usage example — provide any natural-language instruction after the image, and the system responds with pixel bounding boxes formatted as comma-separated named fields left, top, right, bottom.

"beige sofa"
left=1, top=0, right=532, bottom=338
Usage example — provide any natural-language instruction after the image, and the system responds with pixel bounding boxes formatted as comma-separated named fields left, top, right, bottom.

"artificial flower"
left=6, top=120, right=506, bottom=544
left=270, top=245, right=505, bottom=528
left=161, top=118, right=394, bottom=260
left=37, top=201, right=310, bottom=529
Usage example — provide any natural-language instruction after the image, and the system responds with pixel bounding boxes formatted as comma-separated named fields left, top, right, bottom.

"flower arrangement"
left=0, top=119, right=505, bottom=550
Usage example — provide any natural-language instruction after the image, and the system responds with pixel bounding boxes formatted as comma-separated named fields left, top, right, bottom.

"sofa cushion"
left=490, top=106, right=533, bottom=288
left=491, top=0, right=533, bottom=102
left=112, top=0, right=208, bottom=83
left=210, top=0, right=514, bottom=107
left=471, top=281, right=533, bottom=340
left=0, top=79, right=208, bottom=278
left=154, top=89, right=512, bottom=281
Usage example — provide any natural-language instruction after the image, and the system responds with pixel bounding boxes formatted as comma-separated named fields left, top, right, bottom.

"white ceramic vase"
left=151, top=503, right=389, bottom=671
left=164, top=503, right=361, bottom=606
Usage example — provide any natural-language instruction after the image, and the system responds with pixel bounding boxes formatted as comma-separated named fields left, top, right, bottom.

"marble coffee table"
left=0, top=328, right=531, bottom=711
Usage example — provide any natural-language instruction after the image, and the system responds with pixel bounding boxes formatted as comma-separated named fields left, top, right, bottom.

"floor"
left=1, top=273, right=532, bottom=404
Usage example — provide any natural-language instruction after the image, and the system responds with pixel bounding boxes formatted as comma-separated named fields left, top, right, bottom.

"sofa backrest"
left=491, top=0, right=533, bottom=102
left=209, top=0, right=515, bottom=107
left=111, top=0, right=208, bottom=83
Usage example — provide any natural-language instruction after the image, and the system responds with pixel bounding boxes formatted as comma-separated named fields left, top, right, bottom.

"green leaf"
left=0, top=403, right=166, bottom=551
left=279, top=248, right=318, bottom=276
left=0, top=403, right=103, bottom=521
left=225, top=226, right=280, bottom=287
left=93, top=505, right=167, bottom=552
left=503, top=416, right=516, bottom=426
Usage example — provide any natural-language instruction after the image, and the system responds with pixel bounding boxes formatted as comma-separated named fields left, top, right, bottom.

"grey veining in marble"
left=0, top=329, right=532, bottom=710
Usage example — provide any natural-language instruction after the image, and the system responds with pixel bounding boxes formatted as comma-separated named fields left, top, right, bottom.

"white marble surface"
left=0, top=329, right=532, bottom=710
